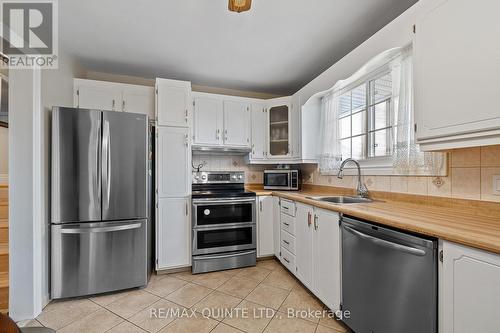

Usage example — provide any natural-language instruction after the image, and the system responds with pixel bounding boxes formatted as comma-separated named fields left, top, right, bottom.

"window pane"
left=340, top=138, right=351, bottom=160
left=372, top=73, right=392, bottom=104
left=339, top=93, right=351, bottom=117
left=370, top=129, right=391, bottom=157
left=351, top=84, right=366, bottom=111
left=351, top=135, right=366, bottom=160
left=372, top=100, right=390, bottom=130
left=351, top=111, right=366, bottom=136
left=339, top=116, right=351, bottom=139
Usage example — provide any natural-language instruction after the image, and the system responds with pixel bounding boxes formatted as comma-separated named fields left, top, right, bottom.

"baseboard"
left=0, top=174, right=6, bottom=185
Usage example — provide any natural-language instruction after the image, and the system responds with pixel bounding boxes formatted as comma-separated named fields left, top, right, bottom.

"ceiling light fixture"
left=228, top=0, right=252, bottom=13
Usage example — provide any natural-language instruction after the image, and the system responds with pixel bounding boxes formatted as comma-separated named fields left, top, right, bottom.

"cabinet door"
left=291, top=94, right=301, bottom=159
left=157, top=127, right=191, bottom=198
left=223, top=100, right=251, bottom=147
left=415, top=0, right=500, bottom=144
left=250, top=104, right=266, bottom=160
left=313, top=208, right=341, bottom=310
left=273, top=197, right=281, bottom=257
left=295, top=203, right=313, bottom=289
left=122, top=86, right=155, bottom=120
left=193, top=96, right=223, bottom=146
left=257, top=196, right=274, bottom=257
left=442, top=241, right=500, bottom=333
left=76, top=81, right=122, bottom=111
left=267, top=97, right=291, bottom=158
left=157, top=197, right=190, bottom=269
left=156, top=79, right=191, bottom=127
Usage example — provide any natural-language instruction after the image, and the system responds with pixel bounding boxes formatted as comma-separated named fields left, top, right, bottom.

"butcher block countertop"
left=246, top=184, right=500, bottom=255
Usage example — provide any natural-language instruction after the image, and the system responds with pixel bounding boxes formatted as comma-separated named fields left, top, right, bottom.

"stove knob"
left=194, top=175, right=200, bottom=180
left=238, top=174, right=243, bottom=180
left=201, top=175, right=207, bottom=180
left=232, top=175, right=237, bottom=180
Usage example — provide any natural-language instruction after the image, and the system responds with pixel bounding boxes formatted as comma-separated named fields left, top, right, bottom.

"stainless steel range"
left=191, top=171, right=257, bottom=274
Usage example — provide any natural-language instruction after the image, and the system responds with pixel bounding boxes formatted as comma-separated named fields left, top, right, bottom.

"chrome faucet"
left=337, top=158, right=369, bottom=198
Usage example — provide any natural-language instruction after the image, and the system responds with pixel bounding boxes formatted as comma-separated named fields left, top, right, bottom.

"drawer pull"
left=283, top=222, right=290, bottom=226
left=283, top=258, right=290, bottom=263
left=283, top=240, right=290, bottom=245
left=283, top=206, right=289, bottom=210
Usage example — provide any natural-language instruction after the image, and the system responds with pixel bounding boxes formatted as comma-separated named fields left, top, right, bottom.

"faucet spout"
left=337, top=158, right=369, bottom=198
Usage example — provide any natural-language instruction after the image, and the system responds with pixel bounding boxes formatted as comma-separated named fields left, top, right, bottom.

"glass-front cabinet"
left=267, top=97, right=291, bottom=158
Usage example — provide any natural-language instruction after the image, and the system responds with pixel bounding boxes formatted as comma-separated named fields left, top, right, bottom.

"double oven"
left=192, top=171, right=257, bottom=274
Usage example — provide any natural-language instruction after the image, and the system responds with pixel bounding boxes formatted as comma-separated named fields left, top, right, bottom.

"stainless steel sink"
left=306, top=196, right=374, bottom=204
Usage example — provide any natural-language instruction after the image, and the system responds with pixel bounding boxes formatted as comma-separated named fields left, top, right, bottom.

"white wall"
left=295, top=0, right=428, bottom=104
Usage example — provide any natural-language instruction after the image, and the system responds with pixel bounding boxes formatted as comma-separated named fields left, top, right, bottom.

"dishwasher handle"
left=344, top=225, right=426, bottom=256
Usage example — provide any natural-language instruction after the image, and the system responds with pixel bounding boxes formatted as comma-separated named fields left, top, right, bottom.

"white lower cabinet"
left=257, top=196, right=274, bottom=258
left=442, top=241, right=500, bottom=333
left=280, top=200, right=341, bottom=311
left=295, top=202, right=314, bottom=289
left=273, top=197, right=281, bottom=258
left=156, top=197, right=190, bottom=270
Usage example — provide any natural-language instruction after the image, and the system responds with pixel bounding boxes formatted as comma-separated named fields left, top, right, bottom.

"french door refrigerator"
left=51, top=107, right=150, bottom=299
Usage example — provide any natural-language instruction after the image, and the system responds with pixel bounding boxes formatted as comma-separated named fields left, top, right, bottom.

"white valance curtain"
left=317, top=46, right=445, bottom=175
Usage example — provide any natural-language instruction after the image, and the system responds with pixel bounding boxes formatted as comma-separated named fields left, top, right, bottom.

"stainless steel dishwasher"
left=341, top=216, right=437, bottom=333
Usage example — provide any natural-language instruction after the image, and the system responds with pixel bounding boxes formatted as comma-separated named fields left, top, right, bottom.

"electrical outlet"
left=493, top=175, right=500, bottom=196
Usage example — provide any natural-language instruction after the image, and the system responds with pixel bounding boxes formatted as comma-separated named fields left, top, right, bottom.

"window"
left=338, top=72, right=393, bottom=161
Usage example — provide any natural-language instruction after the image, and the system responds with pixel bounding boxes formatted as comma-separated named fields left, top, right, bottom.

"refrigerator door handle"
left=102, top=119, right=111, bottom=212
left=59, top=222, right=142, bottom=234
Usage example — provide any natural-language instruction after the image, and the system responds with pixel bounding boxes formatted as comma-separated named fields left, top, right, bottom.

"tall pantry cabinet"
left=155, top=78, right=192, bottom=270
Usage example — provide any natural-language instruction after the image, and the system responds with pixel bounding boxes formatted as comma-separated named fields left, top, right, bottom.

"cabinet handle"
left=185, top=202, right=188, bottom=216
left=185, top=134, right=189, bottom=147
left=259, top=201, right=262, bottom=211
left=314, top=214, right=318, bottom=230
left=283, top=222, right=290, bottom=226
left=217, top=129, right=220, bottom=140
left=283, top=240, right=290, bottom=245
left=307, top=212, right=312, bottom=227
left=122, top=100, right=125, bottom=111
left=185, top=109, right=188, bottom=123
left=283, top=257, right=290, bottom=263
left=112, top=99, right=115, bottom=110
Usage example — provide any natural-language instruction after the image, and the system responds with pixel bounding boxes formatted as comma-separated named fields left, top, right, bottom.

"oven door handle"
left=192, top=198, right=256, bottom=204
left=193, top=250, right=256, bottom=260
left=193, top=222, right=256, bottom=231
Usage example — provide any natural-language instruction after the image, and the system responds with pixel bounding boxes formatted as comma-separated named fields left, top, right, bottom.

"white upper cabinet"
left=415, top=0, right=500, bottom=150
left=442, top=241, right=500, bottom=333
left=193, top=96, right=223, bottom=146
left=267, top=97, right=292, bottom=159
left=156, top=78, right=192, bottom=128
left=122, top=85, right=155, bottom=119
left=156, top=126, right=191, bottom=198
left=250, top=103, right=267, bottom=160
left=223, top=100, right=251, bottom=147
left=290, top=93, right=301, bottom=159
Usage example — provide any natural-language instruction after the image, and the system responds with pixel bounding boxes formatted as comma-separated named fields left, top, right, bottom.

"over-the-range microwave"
left=263, top=169, right=300, bottom=191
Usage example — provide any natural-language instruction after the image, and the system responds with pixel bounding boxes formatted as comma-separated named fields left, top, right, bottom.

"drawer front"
left=281, top=199, right=296, bottom=217
left=281, top=246, right=295, bottom=272
left=281, top=213, right=296, bottom=236
left=280, top=230, right=296, bottom=254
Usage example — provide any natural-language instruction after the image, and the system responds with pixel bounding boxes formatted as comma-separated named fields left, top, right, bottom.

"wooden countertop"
left=248, top=185, right=500, bottom=255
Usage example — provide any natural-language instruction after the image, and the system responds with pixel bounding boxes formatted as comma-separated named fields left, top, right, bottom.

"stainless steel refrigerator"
left=51, top=106, right=151, bottom=299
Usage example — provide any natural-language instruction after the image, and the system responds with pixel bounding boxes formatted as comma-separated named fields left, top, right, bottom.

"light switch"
left=493, top=175, right=500, bottom=196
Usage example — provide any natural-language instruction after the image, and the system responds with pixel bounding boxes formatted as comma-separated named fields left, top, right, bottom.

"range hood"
left=192, top=145, right=252, bottom=155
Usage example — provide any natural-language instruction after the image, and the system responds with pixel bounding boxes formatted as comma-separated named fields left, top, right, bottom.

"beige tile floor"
left=18, top=259, right=351, bottom=333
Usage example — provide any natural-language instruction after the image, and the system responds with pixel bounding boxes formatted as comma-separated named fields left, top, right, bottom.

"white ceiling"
left=60, top=0, right=418, bottom=95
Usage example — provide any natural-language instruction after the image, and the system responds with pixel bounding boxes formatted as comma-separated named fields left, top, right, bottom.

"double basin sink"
left=306, top=196, right=374, bottom=204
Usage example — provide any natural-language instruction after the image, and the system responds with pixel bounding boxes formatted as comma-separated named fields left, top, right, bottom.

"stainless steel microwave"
left=263, top=170, right=300, bottom=190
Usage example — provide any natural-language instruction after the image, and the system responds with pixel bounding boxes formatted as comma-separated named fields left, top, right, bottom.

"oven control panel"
left=192, top=171, right=245, bottom=184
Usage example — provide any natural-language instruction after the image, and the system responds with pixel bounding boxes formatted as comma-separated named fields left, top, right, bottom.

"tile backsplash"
left=192, top=153, right=265, bottom=184
left=301, top=145, right=500, bottom=203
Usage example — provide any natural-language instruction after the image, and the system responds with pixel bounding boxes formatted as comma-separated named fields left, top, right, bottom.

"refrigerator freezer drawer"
left=51, top=219, right=148, bottom=299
